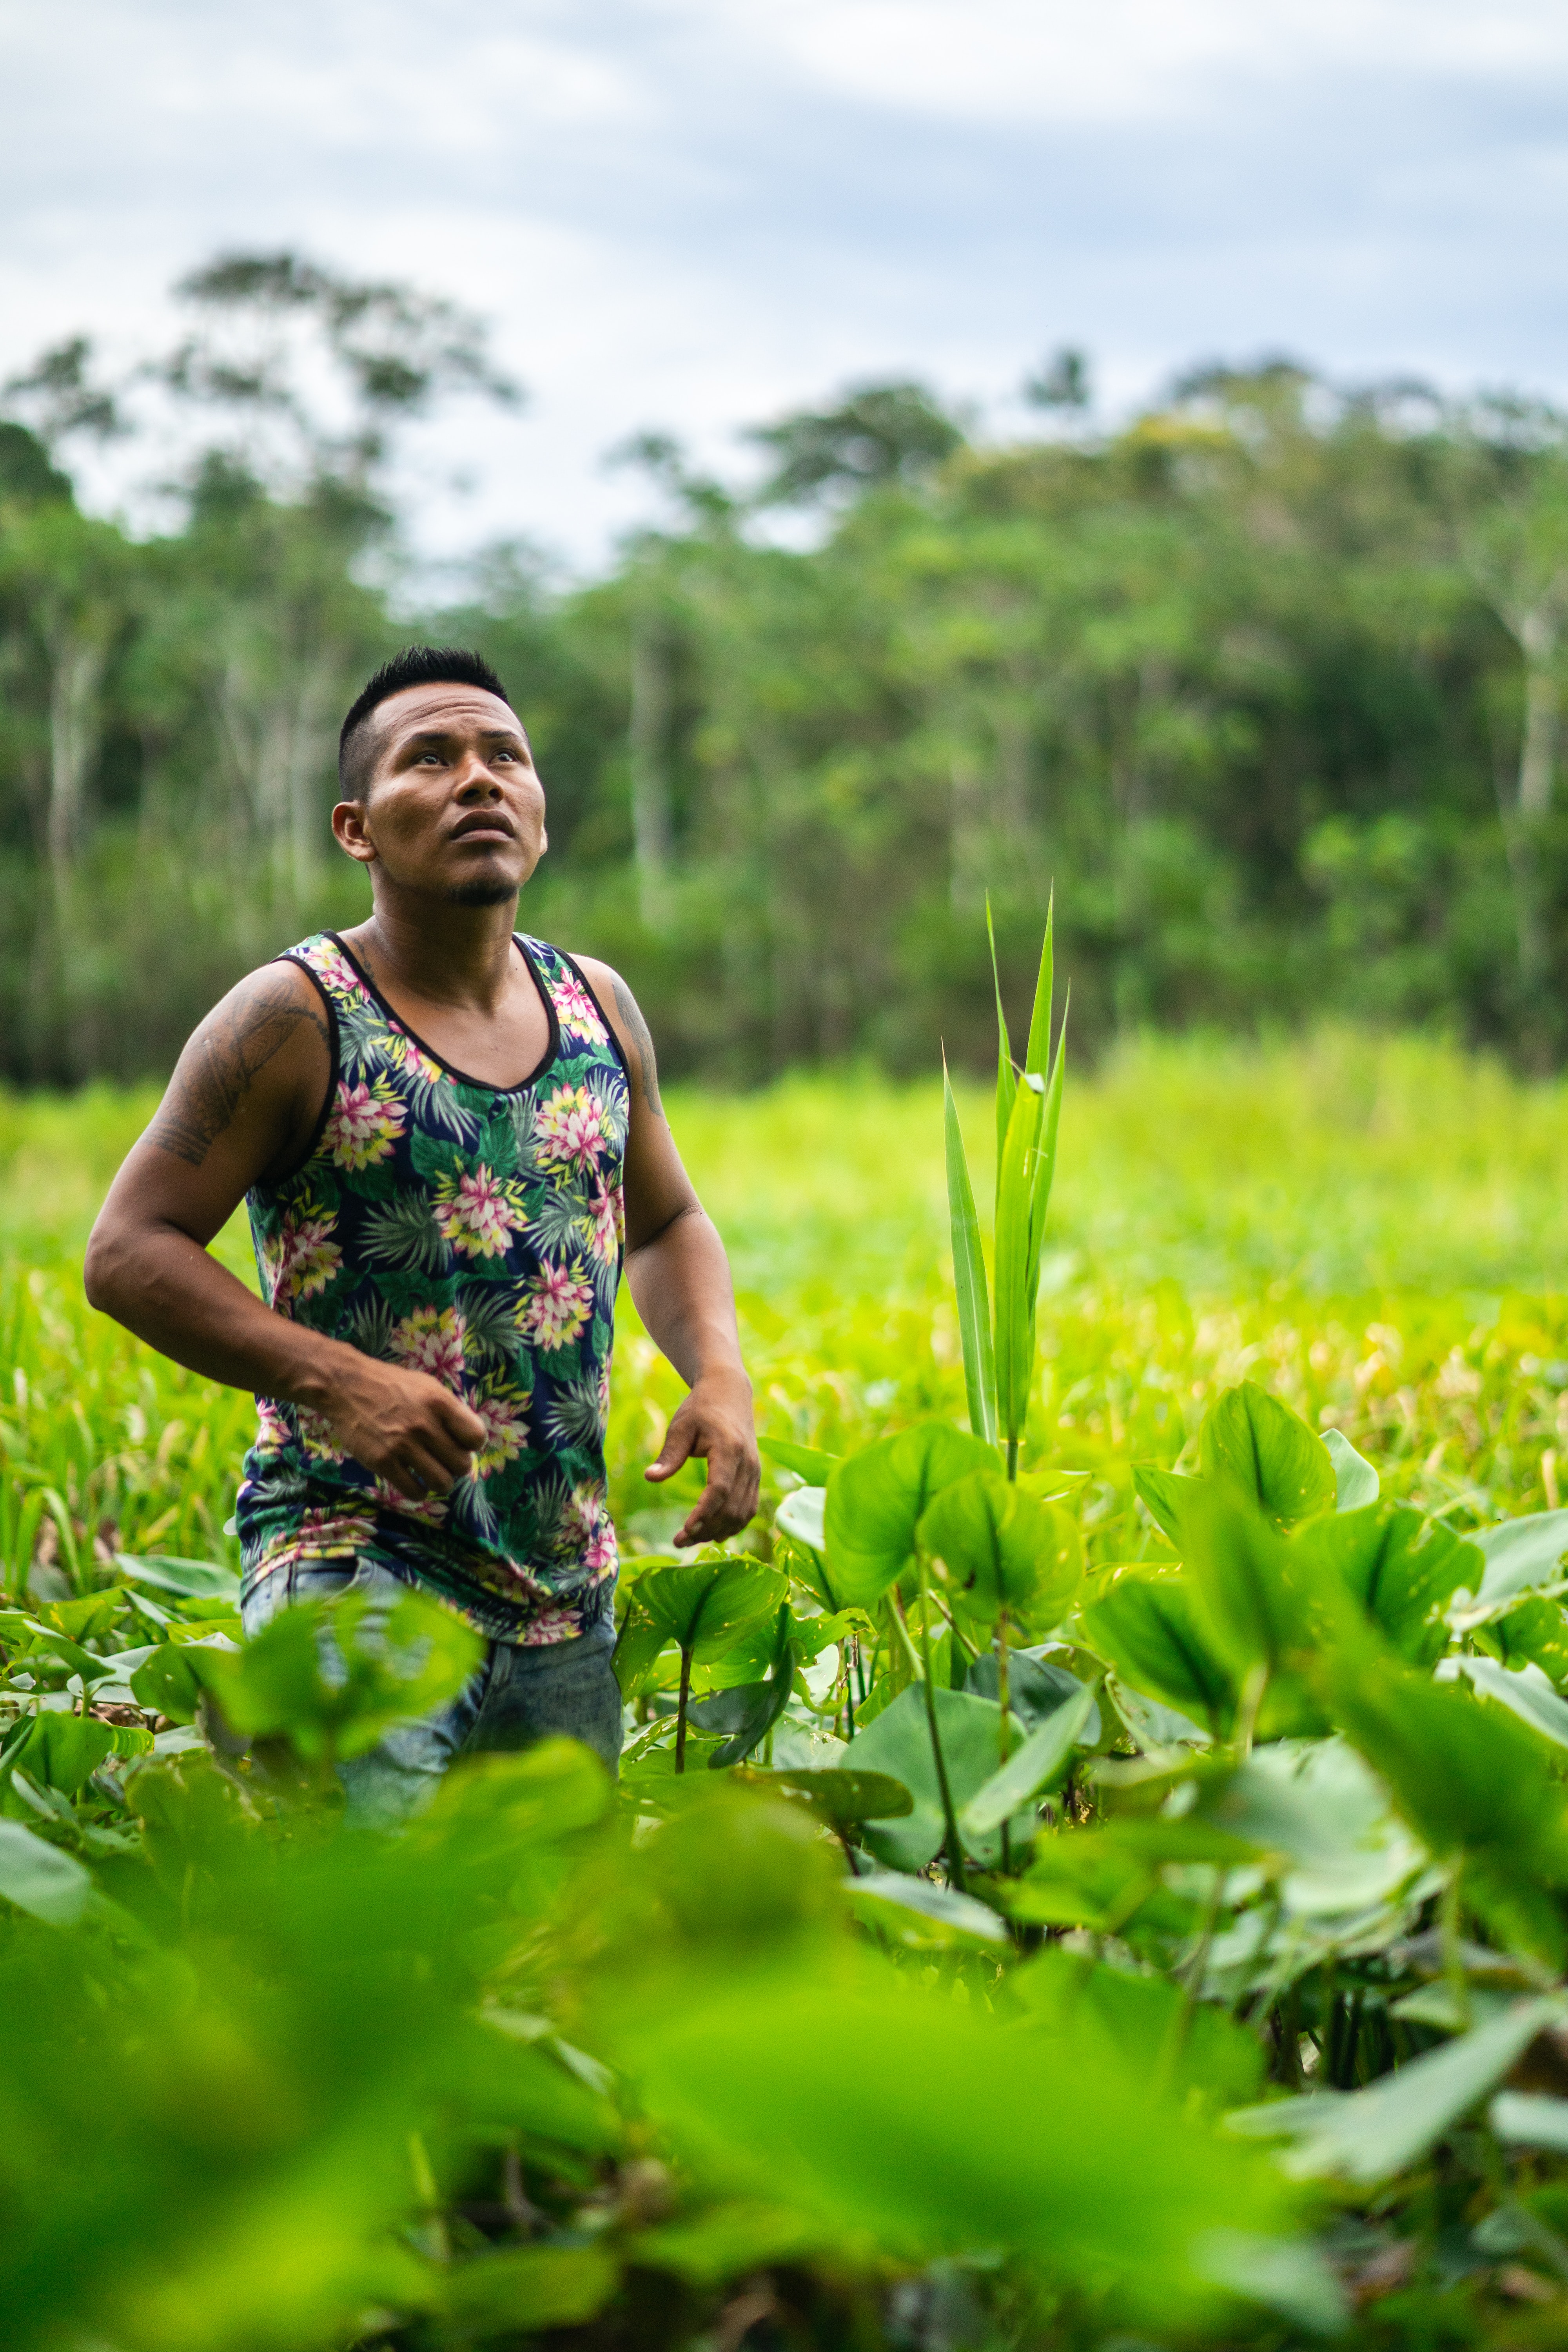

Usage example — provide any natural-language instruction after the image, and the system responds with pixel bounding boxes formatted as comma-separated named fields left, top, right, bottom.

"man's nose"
left=454, top=754, right=504, bottom=797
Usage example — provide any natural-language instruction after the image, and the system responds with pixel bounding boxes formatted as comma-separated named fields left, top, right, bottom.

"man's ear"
left=332, top=801, right=377, bottom=866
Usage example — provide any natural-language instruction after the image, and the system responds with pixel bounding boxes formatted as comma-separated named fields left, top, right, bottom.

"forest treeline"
left=5, top=251, right=1568, bottom=1085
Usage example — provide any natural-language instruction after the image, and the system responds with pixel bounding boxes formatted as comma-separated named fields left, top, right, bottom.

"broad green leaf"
left=943, top=1060, right=997, bottom=1443
left=1179, top=1484, right=1332, bottom=1682
left=846, top=1682, right=1027, bottom=1869
left=1132, top=1464, right=1201, bottom=1553
left=1198, top=1383, right=1336, bottom=1531
left=1229, top=1997, right=1565, bottom=2183
left=825, top=1422, right=997, bottom=1607
left=736, top=1767, right=913, bottom=1828
left=774, top=1486, right=826, bottom=1556
left=8, top=1708, right=120, bottom=1793
left=1291, top=1506, right=1478, bottom=1666
left=130, top=1642, right=204, bottom=1724
left=1321, top=1428, right=1379, bottom=1512
left=1490, top=2091, right=1568, bottom=2151
left=633, top=1557, right=788, bottom=1658
left=630, top=2201, right=828, bottom=2284
left=1079, top=1572, right=1237, bottom=1738
left=965, top=1648, right=1103, bottom=1743
left=1196, top=1738, right=1427, bottom=1919
left=0, top=1818, right=92, bottom=1924
left=1444, top=1655, right=1568, bottom=1750
left=958, top=1675, right=1099, bottom=1841
left=760, top=1437, right=840, bottom=1484
left=1468, top=1509, right=1568, bottom=1610
left=918, top=1469, right=1081, bottom=1626
left=844, top=1868, right=1008, bottom=1948
left=114, top=1551, right=240, bottom=1600
left=690, top=1604, right=797, bottom=1766
left=1009, top=1831, right=1200, bottom=1940
left=440, top=2246, right=619, bottom=2330
left=200, top=1586, right=484, bottom=1762
left=1009, top=1944, right=1264, bottom=2108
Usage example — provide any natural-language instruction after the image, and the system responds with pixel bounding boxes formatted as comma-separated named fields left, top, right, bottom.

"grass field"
left=5, top=1025, right=1568, bottom=1593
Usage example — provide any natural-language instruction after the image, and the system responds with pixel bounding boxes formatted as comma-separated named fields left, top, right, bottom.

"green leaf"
left=1021, top=887, right=1055, bottom=1082
left=1196, top=1737, right=1427, bottom=1919
left=1009, top=1944, right=1264, bottom=2108
left=846, top=1683, right=1026, bottom=1869
left=965, top=1648, right=1102, bottom=1742
left=760, top=1437, right=840, bottom=1483
left=825, top=1422, right=998, bottom=1608
left=1079, top=1572, right=1237, bottom=1738
left=1291, top=1507, right=1478, bottom=1666
left=1178, top=1483, right=1324, bottom=1679
left=633, top=1558, right=788, bottom=1659
left=1490, top=2091, right=1568, bottom=2151
left=1229, top=1997, right=1565, bottom=2183
left=774, top=1486, right=826, bottom=1556
left=919, top=1469, right=1082, bottom=1627
left=114, top=1551, right=240, bottom=1601
left=9, top=1709, right=119, bottom=1793
left=943, top=1059, right=997, bottom=1443
left=690, top=1605, right=797, bottom=1766
left=844, top=1869, right=1008, bottom=1948
left=994, top=1070, right=1046, bottom=1448
left=986, top=894, right=1016, bottom=1197
left=1468, top=1509, right=1568, bottom=1611
left=130, top=1643, right=204, bottom=1724
left=0, top=1818, right=93, bottom=1924
left=1198, top=1382, right=1336, bottom=1531
left=439, top=2245, right=619, bottom=2331
left=1023, top=990, right=1067, bottom=1330
left=1322, top=1428, right=1379, bottom=1512
left=736, top=1767, right=914, bottom=1828
left=1446, top=1655, right=1568, bottom=1751
left=958, top=1675, right=1100, bottom=1842
left=199, top=1586, right=483, bottom=1762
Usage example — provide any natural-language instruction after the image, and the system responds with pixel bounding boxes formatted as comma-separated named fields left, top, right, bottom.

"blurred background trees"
left=5, top=265, right=1568, bottom=1085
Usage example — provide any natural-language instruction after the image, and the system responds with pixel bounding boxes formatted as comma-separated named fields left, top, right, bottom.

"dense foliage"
left=9, top=258, right=1568, bottom=1082
left=12, top=984, right=1568, bottom=2343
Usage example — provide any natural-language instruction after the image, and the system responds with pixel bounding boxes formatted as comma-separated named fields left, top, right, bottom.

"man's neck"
left=352, top=890, right=522, bottom=1013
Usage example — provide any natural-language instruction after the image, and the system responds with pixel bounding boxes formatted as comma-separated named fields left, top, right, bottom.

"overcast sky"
left=4, top=0, right=1567, bottom=569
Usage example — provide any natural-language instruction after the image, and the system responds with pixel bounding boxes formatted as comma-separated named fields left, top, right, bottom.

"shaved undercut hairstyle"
left=338, top=645, right=514, bottom=799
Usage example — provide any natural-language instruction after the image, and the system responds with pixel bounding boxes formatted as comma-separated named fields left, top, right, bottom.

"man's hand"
left=318, top=1351, right=486, bottom=1502
left=645, top=1370, right=761, bottom=1547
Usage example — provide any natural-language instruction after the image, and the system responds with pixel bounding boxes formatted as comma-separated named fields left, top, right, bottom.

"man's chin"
left=445, top=877, right=520, bottom=908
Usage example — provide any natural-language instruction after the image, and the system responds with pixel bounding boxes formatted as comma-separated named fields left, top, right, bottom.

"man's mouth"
left=450, top=812, right=516, bottom=844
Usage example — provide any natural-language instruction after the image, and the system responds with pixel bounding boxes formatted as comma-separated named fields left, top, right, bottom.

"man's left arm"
left=578, top=957, right=760, bottom=1548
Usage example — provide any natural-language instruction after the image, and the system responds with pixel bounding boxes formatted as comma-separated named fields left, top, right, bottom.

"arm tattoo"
left=150, top=977, right=329, bottom=1167
left=611, top=976, right=664, bottom=1118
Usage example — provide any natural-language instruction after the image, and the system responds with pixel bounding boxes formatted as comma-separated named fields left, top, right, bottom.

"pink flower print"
left=472, top=1384, right=530, bottom=1480
left=572, top=1486, right=618, bottom=1577
left=296, top=1406, right=346, bottom=1464
left=433, top=1164, right=528, bottom=1259
left=520, top=1602, right=586, bottom=1647
left=278, top=1207, right=341, bottom=1300
left=585, top=1180, right=624, bottom=1267
left=372, top=1477, right=449, bottom=1525
left=311, top=941, right=365, bottom=997
left=535, top=1083, right=607, bottom=1175
left=325, top=1077, right=407, bottom=1171
left=387, top=1032, right=445, bottom=1087
left=552, top=972, right=606, bottom=1044
left=391, top=1305, right=467, bottom=1388
left=518, top=1262, right=594, bottom=1352
left=254, top=1397, right=291, bottom=1452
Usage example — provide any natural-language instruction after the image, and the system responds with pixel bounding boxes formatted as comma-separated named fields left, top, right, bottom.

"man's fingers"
left=645, top=1418, right=696, bottom=1484
left=435, top=1394, right=487, bottom=1449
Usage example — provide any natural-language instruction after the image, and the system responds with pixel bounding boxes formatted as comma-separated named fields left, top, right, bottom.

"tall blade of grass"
left=1021, top=887, right=1054, bottom=1081
left=1024, top=984, right=1069, bottom=1315
left=986, top=897, right=1016, bottom=1202
left=993, top=1069, right=1045, bottom=1472
left=943, top=1056, right=998, bottom=1445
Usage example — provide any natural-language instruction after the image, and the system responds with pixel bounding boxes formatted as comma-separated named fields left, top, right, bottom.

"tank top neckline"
left=326, top=928, right=562, bottom=1099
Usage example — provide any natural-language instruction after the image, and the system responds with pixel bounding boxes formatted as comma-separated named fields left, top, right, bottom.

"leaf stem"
left=915, top=1557, right=967, bottom=1895
left=675, top=1644, right=693, bottom=1773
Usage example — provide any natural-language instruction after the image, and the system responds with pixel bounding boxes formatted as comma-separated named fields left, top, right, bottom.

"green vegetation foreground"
left=8, top=1033, right=1568, bottom=2348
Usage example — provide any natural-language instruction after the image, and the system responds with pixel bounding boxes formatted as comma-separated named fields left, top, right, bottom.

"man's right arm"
left=84, top=963, right=483, bottom=1500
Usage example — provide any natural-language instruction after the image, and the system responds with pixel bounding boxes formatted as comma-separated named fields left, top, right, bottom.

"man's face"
left=333, top=682, right=546, bottom=905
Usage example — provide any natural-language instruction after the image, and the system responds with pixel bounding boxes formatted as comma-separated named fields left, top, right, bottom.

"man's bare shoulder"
left=148, top=959, right=332, bottom=1171
left=571, top=955, right=663, bottom=1120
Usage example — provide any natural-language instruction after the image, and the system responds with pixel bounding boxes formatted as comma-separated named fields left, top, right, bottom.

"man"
left=86, top=644, right=759, bottom=1815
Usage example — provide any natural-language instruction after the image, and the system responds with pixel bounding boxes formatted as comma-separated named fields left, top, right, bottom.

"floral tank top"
left=235, top=931, right=629, bottom=1644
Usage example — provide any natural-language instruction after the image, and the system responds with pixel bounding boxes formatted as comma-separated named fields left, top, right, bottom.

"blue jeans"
left=240, top=1558, right=624, bottom=1825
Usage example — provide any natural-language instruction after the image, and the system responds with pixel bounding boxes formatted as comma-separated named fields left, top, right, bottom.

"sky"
left=3, top=0, right=1568, bottom=570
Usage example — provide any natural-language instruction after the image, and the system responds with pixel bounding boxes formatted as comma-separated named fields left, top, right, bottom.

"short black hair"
left=338, top=644, right=514, bottom=798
